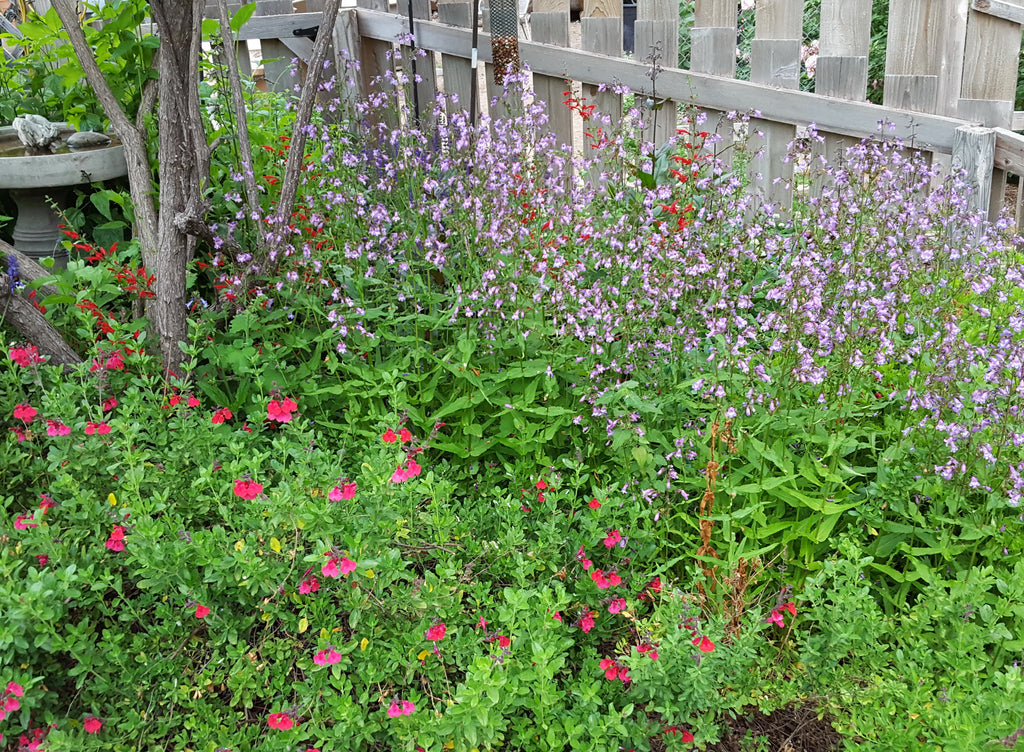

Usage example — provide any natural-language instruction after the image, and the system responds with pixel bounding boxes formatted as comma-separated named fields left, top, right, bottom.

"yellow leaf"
left=444, top=741, right=455, bottom=750
left=261, top=612, right=272, bottom=622
left=270, top=537, right=281, bottom=553
left=417, top=650, right=429, bottom=661
left=234, top=540, right=245, bottom=551
left=360, top=637, right=369, bottom=651
left=320, top=628, right=329, bottom=639
left=364, top=569, right=375, bottom=579
left=298, top=617, right=308, bottom=634
left=108, top=493, right=117, bottom=506
left=296, top=519, right=306, bottom=530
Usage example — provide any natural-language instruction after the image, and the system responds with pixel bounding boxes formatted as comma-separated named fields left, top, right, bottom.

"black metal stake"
left=469, top=0, right=480, bottom=130
left=407, top=0, right=421, bottom=127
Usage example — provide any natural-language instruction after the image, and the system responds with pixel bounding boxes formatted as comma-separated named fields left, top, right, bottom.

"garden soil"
left=703, top=705, right=842, bottom=752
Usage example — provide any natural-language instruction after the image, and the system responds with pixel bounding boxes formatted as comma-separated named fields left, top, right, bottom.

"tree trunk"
left=149, top=0, right=207, bottom=377
left=1, top=241, right=82, bottom=366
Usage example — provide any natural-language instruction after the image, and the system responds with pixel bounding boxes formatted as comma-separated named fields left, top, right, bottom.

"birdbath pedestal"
left=0, top=125, right=128, bottom=268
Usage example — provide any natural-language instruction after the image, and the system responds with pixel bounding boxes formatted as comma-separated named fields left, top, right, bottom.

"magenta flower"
left=425, top=622, right=446, bottom=641
left=607, top=598, right=627, bottom=614
left=83, top=716, right=102, bottom=733
left=233, top=479, right=263, bottom=500
left=267, top=397, right=298, bottom=423
left=46, top=419, right=71, bottom=437
left=267, top=712, right=294, bottom=730
left=13, top=404, right=37, bottom=422
left=603, top=529, right=622, bottom=548
left=313, top=647, right=342, bottom=666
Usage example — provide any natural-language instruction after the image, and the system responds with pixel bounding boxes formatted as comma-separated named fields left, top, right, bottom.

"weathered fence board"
left=960, top=4, right=1023, bottom=219
left=255, top=0, right=298, bottom=92
left=222, top=0, right=1024, bottom=219
left=748, top=0, right=803, bottom=216
left=634, top=0, right=677, bottom=146
left=437, top=0, right=475, bottom=118
left=690, top=0, right=737, bottom=169
left=532, top=0, right=574, bottom=150
left=581, top=0, right=622, bottom=184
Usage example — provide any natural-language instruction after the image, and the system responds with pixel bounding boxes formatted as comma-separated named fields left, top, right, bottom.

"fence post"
left=635, top=0, right=678, bottom=147
left=531, top=0, right=574, bottom=150
left=207, top=2, right=253, bottom=79
left=581, top=0, right=622, bottom=185
left=813, top=0, right=871, bottom=190
left=437, top=0, right=476, bottom=119
left=356, top=0, right=400, bottom=129
left=254, top=0, right=297, bottom=93
left=690, top=0, right=737, bottom=169
left=748, top=0, right=803, bottom=217
left=952, top=124, right=996, bottom=220
left=400, top=0, right=438, bottom=123
left=959, top=1, right=1022, bottom=221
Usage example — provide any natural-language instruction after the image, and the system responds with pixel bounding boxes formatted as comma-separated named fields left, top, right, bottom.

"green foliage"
left=0, top=0, right=157, bottom=129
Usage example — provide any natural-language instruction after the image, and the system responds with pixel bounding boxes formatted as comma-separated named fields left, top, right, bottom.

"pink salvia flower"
left=399, top=427, right=413, bottom=443
left=608, top=598, right=627, bottom=614
left=603, top=529, right=622, bottom=548
left=46, top=420, right=70, bottom=437
left=267, top=712, right=294, bottom=730
left=195, top=604, right=210, bottom=619
left=401, top=700, right=415, bottom=715
left=693, top=635, right=715, bottom=653
left=13, top=404, right=37, bottom=422
left=83, top=716, right=102, bottom=733
left=382, top=428, right=398, bottom=443
left=314, top=648, right=342, bottom=666
left=327, top=485, right=344, bottom=502
left=338, top=556, right=357, bottom=575
left=386, top=701, right=402, bottom=718
left=14, top=515, right=37, bottom=530
left=340, top=481, right=357, bottom=499
left=267, top=398, right=297, bottom=423
left=425, top=622, right=446, bottom=641
left=233, top=479, right=263, bottom=500
left=6, top=681, right=23, bottom=696
left=322, top=557, right=340, bottom=578
left=299, top=576, right=319, bottom=594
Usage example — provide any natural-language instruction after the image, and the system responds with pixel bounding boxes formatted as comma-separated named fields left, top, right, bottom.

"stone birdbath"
left=0, top=120, right=128, bottom=268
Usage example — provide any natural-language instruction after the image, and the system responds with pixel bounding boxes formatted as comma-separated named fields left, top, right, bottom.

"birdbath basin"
left=0, top=125, right=128, bottom=267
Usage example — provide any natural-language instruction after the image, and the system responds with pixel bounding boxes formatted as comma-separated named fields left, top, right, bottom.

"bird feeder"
left=489, top=0, right=520, bottom=84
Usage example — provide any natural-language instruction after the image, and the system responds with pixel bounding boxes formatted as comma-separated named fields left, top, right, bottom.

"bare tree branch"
left=50, top=0, right=158, bottom=260
left=216, top=0, right=264, bottom=248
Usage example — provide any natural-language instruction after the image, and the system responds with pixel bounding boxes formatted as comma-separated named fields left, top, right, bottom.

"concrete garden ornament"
left=1, top=115, right=123, bottom=264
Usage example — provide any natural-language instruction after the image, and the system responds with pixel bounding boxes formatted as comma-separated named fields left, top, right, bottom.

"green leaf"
left=230, top=2, right=257, bottom=34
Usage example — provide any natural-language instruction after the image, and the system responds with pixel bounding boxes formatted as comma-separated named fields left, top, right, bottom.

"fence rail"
left=219, top=0, right=1024, bottom=226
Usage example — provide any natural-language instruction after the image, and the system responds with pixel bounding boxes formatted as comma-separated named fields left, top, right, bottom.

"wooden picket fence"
left=211, top=0, right=1024, bottom=226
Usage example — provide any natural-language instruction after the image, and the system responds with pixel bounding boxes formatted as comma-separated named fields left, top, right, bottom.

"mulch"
left=703, top=705, right=842, bottom=752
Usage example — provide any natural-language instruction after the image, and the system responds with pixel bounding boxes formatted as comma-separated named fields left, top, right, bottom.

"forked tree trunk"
left=52, top=0, right=207, bottom=376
